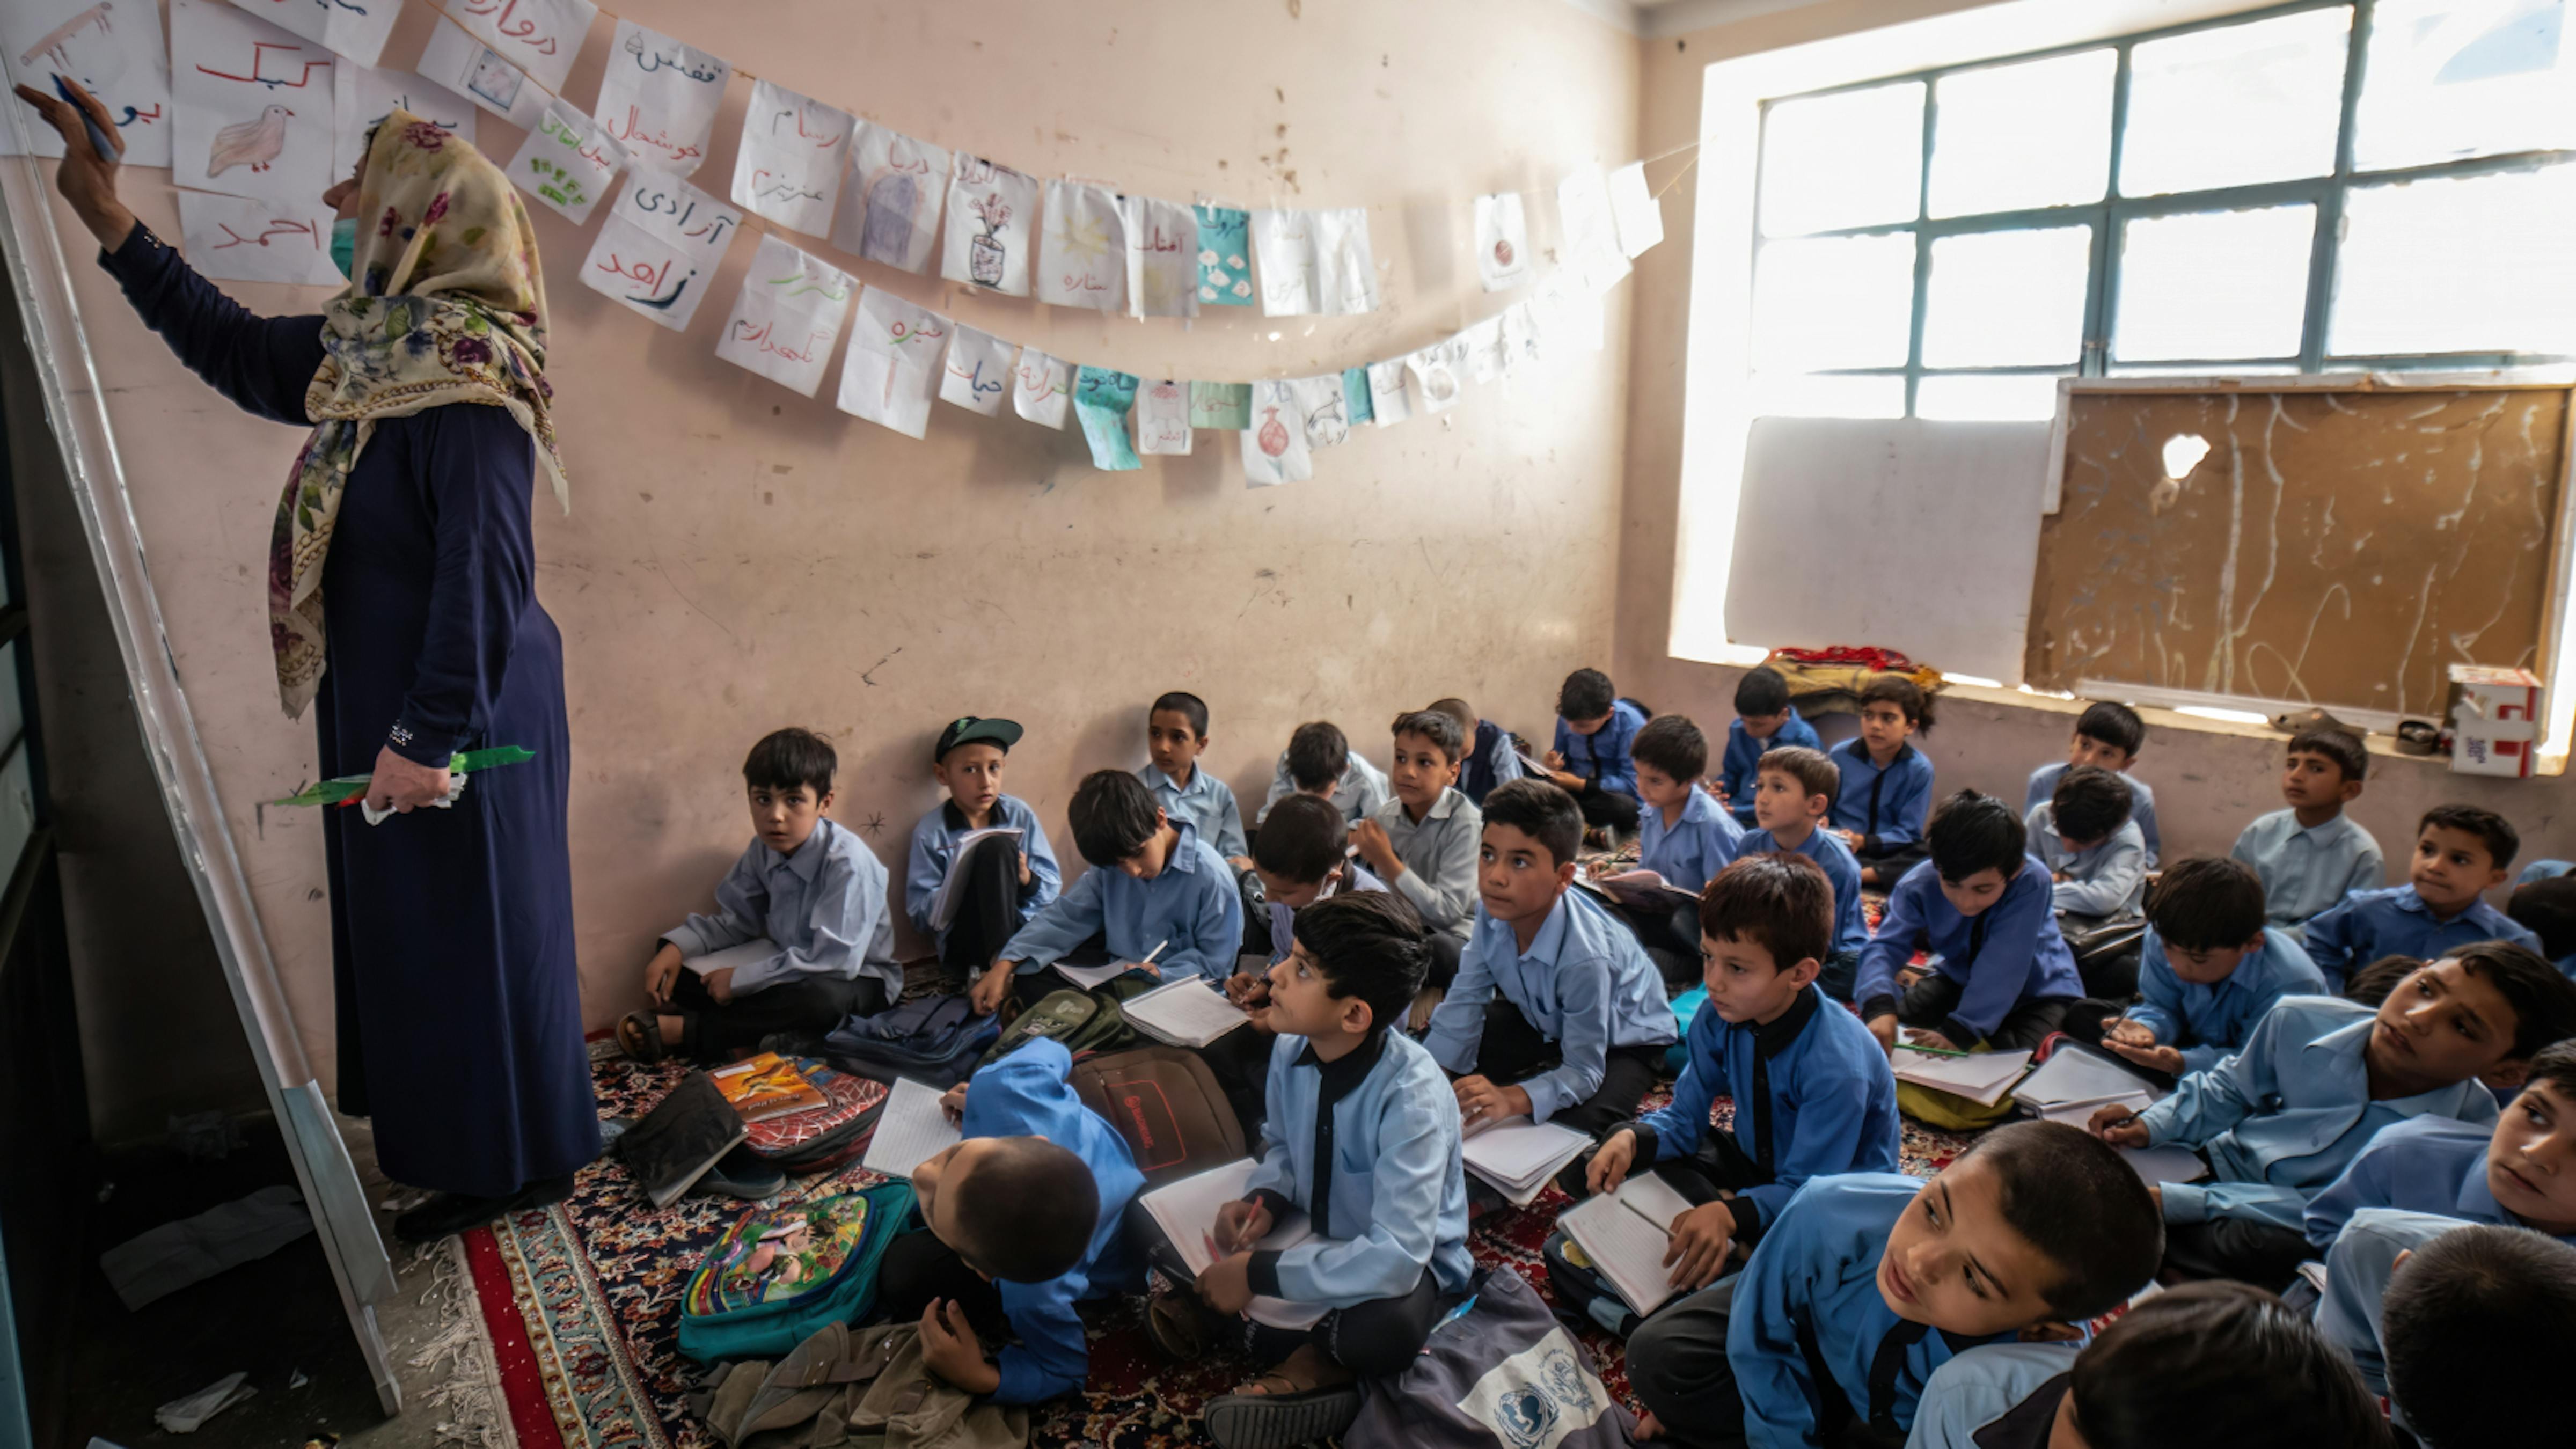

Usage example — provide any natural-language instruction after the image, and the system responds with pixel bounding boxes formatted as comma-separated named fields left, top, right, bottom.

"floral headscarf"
left=269, top=111, right=568, bottom=717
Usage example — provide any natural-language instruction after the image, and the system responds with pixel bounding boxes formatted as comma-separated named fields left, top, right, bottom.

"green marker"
left=271, top=745, right=537, bottom=807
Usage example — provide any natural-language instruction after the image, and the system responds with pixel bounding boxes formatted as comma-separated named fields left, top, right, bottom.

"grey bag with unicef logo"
left=1344, top=1268, right=1636, bottom=1449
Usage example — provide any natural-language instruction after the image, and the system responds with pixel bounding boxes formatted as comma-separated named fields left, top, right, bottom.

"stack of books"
left=707, top=1052, right=829, bottom=1122
left=1461, top=1116, right=1593, bottom=1206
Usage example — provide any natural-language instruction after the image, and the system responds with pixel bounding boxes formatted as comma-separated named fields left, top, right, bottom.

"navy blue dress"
left=103, top=226, right=597, bottom=1197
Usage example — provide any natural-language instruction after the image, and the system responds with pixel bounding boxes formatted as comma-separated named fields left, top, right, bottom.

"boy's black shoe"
left=392, top=1172, right=577, bottom=1243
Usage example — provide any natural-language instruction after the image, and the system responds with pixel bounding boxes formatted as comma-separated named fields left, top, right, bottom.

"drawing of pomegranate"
left=1494, top=237, right=1515, bottom=268
left=1257, top=406, right=1290, bottom=458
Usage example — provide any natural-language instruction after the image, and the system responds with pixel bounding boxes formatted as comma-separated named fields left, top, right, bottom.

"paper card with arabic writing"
left=1253, top=207, right=1379, bottom=316
left=0, top=0, right=175, bottom=166
left=832, top=121, right=948, bottom=274
left=332, top=56, right=474, bottom=180
left=1189, top=381, right=1250, bottom=431
left=416, top=16, right=548, bottom=130
left=1036, top=180, right=1126, bottom=312
left=1607, top=161, right=1662, bottom=258
left=1557, top=163, right=1631, bottom=295
left=1289, top=375, right=1351, bottom=449
left=1012, top=347, right=1072, bottom=429
left=1194, top=203, right=1252, bottom=307
left=1502, top=299, right=1547, bottom=369
left=593, top=18, right=726, bottom=177
left=169, top=0, right=335, bottom=208
left=938, top=323, right=1013, bottom=417
left=1242, top=380, right=1312, bottom=487
left=1341, top=367, right=1374, bottom=427
left=1124, top=196, right=1198, bottom=319
left=1365, top=360, right=1413, bottom=428
left=1473, top=192, right=1532, bottom=291
left=580, top=174, right=739, bottom=332
left=447, top=0, right=594, bottom=95
left=732, top=79, right=850, bottom=238
left=714, top=233, right=854, bottom=398
left=1312, top=208, right=1380, bottom=315
left=175, top=188, right=339, bottom=286
left=1133, top=379, right=1192, bottom=456
left=508, top=97, right=622, bottom=223
left=941, top=153, right=1037, bottom=297
left=1073, top=367, right=1141, bottom=471
left=838, top=287, right=950, bottom=439
left=219, top=0, right=401, bottom=67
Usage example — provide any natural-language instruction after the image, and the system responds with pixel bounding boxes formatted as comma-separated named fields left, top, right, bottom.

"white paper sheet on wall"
left=1036, top=179, right=1127, bottom=312
left=1288, top=375, right=1350, bottom=449
left=579, top=173, right=739, bottom=332
left=175, top=188, right=340, bottom=286
left=1406, top=340, right=1464, bottom=415
left=713, top=232, right=854, bottom=398
left=416, top=16, right=551, bottom=130
left=1242, top=379, right=1312, bottom=487
left=1252, top=207, right=1379, bottom=317
left=507, top=97, right=623, bottom=224
left=1557, top=163, right=1631, bottom=295
left=592, top=19, right=727, bottom=178
left=941, top=153, right=1037, bottom=297
left=1473, top=192, right=1532, bottom=291
left=1, top=0, right=175, bottom=166
left=1134, top=378, right=1192, bottom=456
left=1123, top=195, right=1199, bottom=318
left=1012, top=346, right=1072, bottom=428
left=1312, top=207, right=1380, bottom=315
left=169, top=0, right=335, bottom=208
left=221, top=0, right=402, bottom=67
left=1607, top=160, right=1663, bottom=258
left=1365, top=359, right=1414, bottom=428
left=331, top=56, right=474, bottom=180
left=837, top=286, right=950, bottom=439
left=1462, top=316, right=1509, bottom=385
left=446, top=0, right=594, bottom=95
left=731, top=79, right=850, bottom=238
left=832, top=121, right=947, bottom=274
left=936, top=323, right=1014, bottom=416
left=1502, top=299, right=1548, bottom=369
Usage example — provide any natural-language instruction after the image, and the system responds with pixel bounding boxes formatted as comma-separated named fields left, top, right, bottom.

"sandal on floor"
left=617, top=1008, right=665, bottom=1064
left=1145, top=1292, right=1212, bottom=1362
left=1204, top=1379, right=1364, bottom=1449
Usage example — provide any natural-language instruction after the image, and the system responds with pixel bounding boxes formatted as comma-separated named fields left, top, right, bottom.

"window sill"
left=1929, top=680, right=2562, bottom=777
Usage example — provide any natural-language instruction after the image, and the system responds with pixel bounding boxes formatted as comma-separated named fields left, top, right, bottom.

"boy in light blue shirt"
left=1827, top=675, right=1935, bottom=887
left=2229, top=729, right=2382, bottom=937
left=1735, top=746, right=1870, bottom=998
left=1540, top=667, right=1650, bottom=834
left=1139, top=691, right=1248, bottom=865
left=2303, top=804, right=2541, bottom=990
left=1717, top=664, right=1819, bottom=829
left=2025, top=765, right=2147, bottom=922
left=2025, top=700, right=2160, bottom=867
left=905, top=716, right=1061, bottom=986
left=2090, top=857, right=2324, bottom=1080
left=2304, top=1040, right=2576, bottom=1251
left=1256, top=720, right=1389, bottom=827
left=1608, top=713, right=1741, bottom=991
left=1856, top=791, right=2083, bottom=1056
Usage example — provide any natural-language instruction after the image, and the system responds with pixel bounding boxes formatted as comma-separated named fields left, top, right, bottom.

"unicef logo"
left=1492, top=1384, right=1558, bottom=1449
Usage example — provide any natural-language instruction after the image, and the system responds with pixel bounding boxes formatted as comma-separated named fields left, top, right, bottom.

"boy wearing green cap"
left=906, top=716, right=1062, bottom=987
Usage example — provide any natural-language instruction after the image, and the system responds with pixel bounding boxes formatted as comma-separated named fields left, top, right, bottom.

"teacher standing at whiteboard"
left=19, top=86, right=597, bottom=1241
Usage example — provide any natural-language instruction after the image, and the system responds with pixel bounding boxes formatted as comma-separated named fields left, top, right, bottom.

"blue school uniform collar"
left=2389, top=884, right=2499, bottom=928
left=2306, top=1011, right=2495, bottom=1116
left=1736, top=980, right=1822, bottom=1059
left=1141, top=763, right=1204, bottom=797
left=762, top=818, right=837, bottom=881
left=1508, top=890, right=1580, bottom=964
left=1162, top=819, right=1207, bottom=874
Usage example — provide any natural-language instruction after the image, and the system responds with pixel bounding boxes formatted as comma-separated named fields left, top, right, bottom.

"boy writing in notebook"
left=2026, top=700, right=2160, bottom=867
left=2230, top=728, right=2382, bottom=938
left=1827, top=675, right=1935, bottom=887
left=1717, top=665, right=1819, bottom=829
left=2304, top=1037, right=2576, bottom=1251
left=625, top=728, right=899, bottom=1063
left=2089, top=857, right=2325, bottom=1081
left=1855, top=790, right=2084, bottom=1056
left=1622, top=1122, right=2162, bottom=1449
left=2092, top=942, right=2576, bottom=1290
left=1140, top=691, right=1249, bottom=867
left=2303, top=804, right=2542, bottom=990
left=1257, top=720, right=1390, bottom=827
left=1351, top=709, right=1482, bottom=989
left=1732, top=747, right=1870, bottom=999
left=1542, top=667, right=1648, bottom=834
left=1572, top=854, right=1898, bottom=1292
left=972, top=770, right=1242, bottom=1016
left=2026, top=765, right=2148, bottom=923
left=905, top=716, right=1062, bottom=989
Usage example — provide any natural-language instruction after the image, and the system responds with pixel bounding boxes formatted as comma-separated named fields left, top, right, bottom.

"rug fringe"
left=409, top=1239, right=516, bottom=1449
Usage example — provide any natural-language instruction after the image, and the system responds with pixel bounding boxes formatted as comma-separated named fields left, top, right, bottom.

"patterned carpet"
left=459, top=1038, right=1977, bottom=1449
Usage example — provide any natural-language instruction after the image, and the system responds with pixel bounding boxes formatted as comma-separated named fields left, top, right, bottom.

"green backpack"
left=677, top=1181, right=917, bottom=1364
left=977, top=975, right=1157, bottom=1068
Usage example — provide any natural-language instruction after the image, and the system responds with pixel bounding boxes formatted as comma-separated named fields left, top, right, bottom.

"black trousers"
left=1855, top=840, right=1927, bottom=885
left=1132, top=1202, right=1444, bottom=1378
left=1578, top=785, right=1642, bottom=833
left=1617, top=898, right=1707, bottom=994
left=1624, top=1277, right=1752, bottom=1449
left=670, top=968, right=885, bottom=1064
left=2160, top=1216, right=2312, bottom=1294
left=1425, top=932, right=1464, bottom=992
left=1472, top=999, right=1666, bottom=1140
left=940, top=831, right=1028, bottom=984
left=876, top=1228, right=1012, bottom=1343
left=1894, top=972, right=2071, bottom=1053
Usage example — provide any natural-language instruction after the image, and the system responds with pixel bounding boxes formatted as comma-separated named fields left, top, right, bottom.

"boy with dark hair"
left=1624, top=1122, right=2163, bottom=1448
left=882, top=1038, right=1143, bottom=1403
left=1856, top=791, right=2084, bottom=1056
left=2026, top=700, right=2160, bottom=867
left=1717, top=664, right=1820, bottom=829
left=2382, top=1225, right=2576, bottom=1448
left=1257, top=720, right=1391, bottom=828
left=2302, top=803, right=2541, bottom=990
left=2027, top=765, right=2147, bottom=921
left=1827, top=674, right=1936, bottom=887
left=2094, top=944, right=2576, bottom=1289
left=2230, top=729, right=2382, bottom=938
left=2091, top=857, right=2324, bottom=1079
left=625, top=728, right=899, bottom=1063
left=1907, top=1282, right=2390, bottom=1449
left=2305, top=1037, right=2576, bottom=1249
left=1732, top=747, right=1869, bottom=999
left=1424, top=780, right=1677, bottom=1138
left=906, top=716, right=1063, bottom=988
left=1351, top=711, right=1483, bottom=981
left=1176, top=891, right=1472, bottom=1442
left=1139, top=691, right=1248, bottom=866
left=972, top=770, right=1242, bottom=1016
left=1429, top=694, right=1524, bottom=806
left=1569, top=854, right=1898, bottom=1297
left=1630, top=713, right=1743, bottom=895
left=1246, top=794, right=1382, bottom=972
left=2508, top=872, right=2576, bottom=976
left=1541, top=667, right=1650, bottom=834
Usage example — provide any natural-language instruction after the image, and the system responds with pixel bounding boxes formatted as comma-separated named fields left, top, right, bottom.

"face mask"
left=328, top=216, right=358, bottom=280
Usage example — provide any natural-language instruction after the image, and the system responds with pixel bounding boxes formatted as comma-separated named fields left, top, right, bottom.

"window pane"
left=1750, top=373, right=1907, bottom=419
left=2331, top=167, right=2576, bottom=355
left=1751, top=233, right=1919, bottom=371
left=2114, top=205, right=2317, bottom=361
left=1929, top=49, right=2115, bottom=217
left=1759, top=82, right=1925, bottom=236
left=2355, top=0, right=2576, bottom=171
left=1921, top=226, right=2092, bottom=367
left=1916, top=374, right=2067, bottom=421
left=2120, top=7, right=2351, bottom=195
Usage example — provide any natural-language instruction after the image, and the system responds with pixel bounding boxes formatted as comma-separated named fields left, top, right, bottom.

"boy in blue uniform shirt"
left=626, top=728, right=899, bottom=1063
left=1541, top=667, right=1649, bottom=835
left=1826, top=675, right=1934, bottom=887
left=2025, top=700, right=2160, bottom=867
left=1425, top=780, right=1677, bottom=1139
left=882, top=1037, right=1144, bottom=1404
left=1857, top=791, right=2083, bottom=1057
left=2381, top=1225, right=2576, bottom=1448
left=2229, top=729, right=2382, bottom=938
left=1140, top=691, right=1249, bottom=866
left=1170, top=891, right=1472, bottom=1445
left=2087, top=857, right=2324, bottom=1081
left=1734, top=747, right=1869, bottom=999
left=1623, top=1122, right=2162, bottom=1449
left=972, top=770, right=1243, bottom=1016
left=1257, top=720, right=1390, bottom=828
left=2303, top=804, right=2541, bottom=990
left=906, top=716, right=1062, bottom=989
left=2509, top=872, right=2576, bottom=976
left=2093, top=942, right=2576, bottom=1289
left=2025, top=766, right=2147, bottom=923
left=2304, top=1039, right=2576, bottom=1250
left=1571, top=854, right=1898, bottom=1299
left=1431, top=695, right=1524, bottom=806
left=1717, top=665, right=1819, bottom=829
left=1610, top=713, right=1742, bottom=990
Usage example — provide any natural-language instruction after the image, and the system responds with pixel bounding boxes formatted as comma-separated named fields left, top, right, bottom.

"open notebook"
left=927, top=827, right=1024, bottom=930
left=1462, top=1116, right=1593, bottom=1206
left=1891, top=1047, right=2032, bottom=1107
left=1125, top=977, right=1250, bottom=1047
left=1140, top=1160, right=1327, bottom=1330
left=1556, top=1173, right=1698, bottom=1316
left=682, top=938, right=776, bottom=977
left=859, top=1076, right=961, bottom=1180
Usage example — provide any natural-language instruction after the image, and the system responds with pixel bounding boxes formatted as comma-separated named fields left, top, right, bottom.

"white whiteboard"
left=1724, top=417, right=2055, bottom=685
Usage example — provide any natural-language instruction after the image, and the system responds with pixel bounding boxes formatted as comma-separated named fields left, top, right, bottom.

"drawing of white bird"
left=208, top=105, right=292, bottom=177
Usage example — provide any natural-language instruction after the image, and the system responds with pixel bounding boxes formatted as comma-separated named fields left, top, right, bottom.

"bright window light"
left=1928, top=49, right=2116, bottom=217
left=2120, top=7, right=2351, bottom=196
left=1751, top=233, right=1919, bottom=372
left=1915, top=373, right=2067, bottom=421
left=2332, top=167, right=2576, bottom=356
left=2354, top=0, right=2576, bottom=173
left=1921, top=226, right=2093, bottom=368
left=1759, top=82, right=1926, bottom=236
left=2114, top=205, right=2318, bottom=362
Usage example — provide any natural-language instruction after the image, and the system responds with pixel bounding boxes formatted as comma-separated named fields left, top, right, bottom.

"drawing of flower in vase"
left=968, top=194, right=1011, bottom=287
left=1257, top=407, right=1290, bottom=458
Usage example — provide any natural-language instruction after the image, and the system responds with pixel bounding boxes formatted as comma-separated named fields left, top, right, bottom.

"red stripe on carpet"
left=465, top=1225, right=569, bottom=1449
